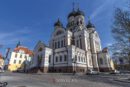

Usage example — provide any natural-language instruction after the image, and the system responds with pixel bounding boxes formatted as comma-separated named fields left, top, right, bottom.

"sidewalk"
left=114, top=78, right=130, bottom=83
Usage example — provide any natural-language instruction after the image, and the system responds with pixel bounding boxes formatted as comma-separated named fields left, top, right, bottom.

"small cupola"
left=54, top=19, right=63, bottom=27
left=86, top=20, right=95, bottom=28
left=75, top=8, right=85, bottom=17
left=68, top=9, right=76, bottom=18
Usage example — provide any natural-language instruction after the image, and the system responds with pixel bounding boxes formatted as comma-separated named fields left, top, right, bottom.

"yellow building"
left=8, top=46, right=33, bottom=72
left=110, top=59, right=115, bottom=70
left=0, top=54, right=4, bottom=69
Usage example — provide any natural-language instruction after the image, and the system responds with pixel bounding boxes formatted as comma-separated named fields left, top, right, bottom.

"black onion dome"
left=54, top=19, right=63, bottom=27
left=86, top=20, right=95, bottom=28
left=68, top=10, right=76, bottom=18
left=75, top=9, right=85, bottom=17
left=68, top=9, right=85, bottom=18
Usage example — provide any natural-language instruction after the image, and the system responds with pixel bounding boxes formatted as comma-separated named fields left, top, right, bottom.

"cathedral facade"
left=30, top=8, right=113, bottom=73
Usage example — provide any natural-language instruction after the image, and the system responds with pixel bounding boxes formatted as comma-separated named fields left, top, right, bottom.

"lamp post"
left=24, top=57, right=27, bottom=73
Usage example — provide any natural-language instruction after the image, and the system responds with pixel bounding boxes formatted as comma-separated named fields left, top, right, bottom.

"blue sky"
left=0, top=0, right=128, bottom=56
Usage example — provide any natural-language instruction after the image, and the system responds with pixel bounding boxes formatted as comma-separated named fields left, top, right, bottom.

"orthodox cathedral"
left=30, top=7, right=114, bottom=73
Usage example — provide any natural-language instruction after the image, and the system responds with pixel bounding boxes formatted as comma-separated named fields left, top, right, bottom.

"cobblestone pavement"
left=0, top=72, right=130, bottom=87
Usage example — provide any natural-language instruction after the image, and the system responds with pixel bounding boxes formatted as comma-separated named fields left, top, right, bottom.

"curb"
left=114, top=79, right=130, bottom=83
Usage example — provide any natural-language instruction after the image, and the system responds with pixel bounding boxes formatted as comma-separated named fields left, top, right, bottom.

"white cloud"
left=0, top=27, right=30, bottom=46
left=90, top=0, right=116, bottom=20
left=106, top=43, right=112, bottom=47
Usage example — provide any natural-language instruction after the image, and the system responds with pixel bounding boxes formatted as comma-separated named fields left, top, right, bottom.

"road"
left=0, top=72, right=130, bottom=87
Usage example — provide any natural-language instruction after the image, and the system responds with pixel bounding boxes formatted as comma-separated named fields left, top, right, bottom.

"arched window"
left=20, top=55, right=22, bottom=58
left=15, top=54, right=17, bottom=58
left=56, top=31, right=63, bottom=36
left=56, top=56, right=58, bottom=62
left=37, top=55, right=42, bottom=67
left=89, top=58, right=92, bottom=66
left=100, top=58, right=103, bottom=64
left=80, top=20, right=82, bottom=24
left=75, top=55, right=77, bottom=61
left=38, top=47, right=43, bottom=52
left=55, top=42, right=57, bottom=49
left=49, top=55, right=51, bottom=63
left=58, top=41, right=60, bottom=48
left=64, top=55, right=67, bottom=61
left=61, top=40, right=63, bottom=47
left=78, top=56, right=80, bottom=62
left=60, top=56, right=62, bottom=62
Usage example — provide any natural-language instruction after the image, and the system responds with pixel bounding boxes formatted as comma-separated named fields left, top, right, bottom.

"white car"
left=110, top=70, right=120, bottom=74
left=0, top=69, right=4, bottom=73
left=86, top=69, right=99, bottom=75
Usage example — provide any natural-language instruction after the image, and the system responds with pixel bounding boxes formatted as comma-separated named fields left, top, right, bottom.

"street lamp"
left=24, top=57, right=27, bottom=73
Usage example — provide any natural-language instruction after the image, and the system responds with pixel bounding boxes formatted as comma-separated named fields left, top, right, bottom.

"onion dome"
left=86, top=20, right=95, bottom=28
left=68, top=10, right=76, bottom=18
left=54, top=19, right=63, bottom=27
left=68, top=9, right=85, bottom=18
left=75, top=9, right=85, bottom=17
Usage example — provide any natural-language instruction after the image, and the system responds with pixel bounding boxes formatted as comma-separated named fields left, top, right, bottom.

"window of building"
left=80, top=38, right=82, bottom=49
left=89, top=58, right=92, bottom=66
left=61, top=40, right=63, bottom=47
left=75, top=55, right=77, bottom=62
left=19, top=60, right=21, bottom=64
left=20, top=55, right=22, bottom=58
left=100, top=58, right=103, bottom=64
left=53, top=42, right=54, bottom=48
left=77, top=40, right=79, bottom=47
left=25, top=55, right=27, bottom=59
left=58, top=41, right=60, bottom=48
left=78, top=56, right=80, bottom=62
left=56, top=57, right=58, bottom=62
left=55, top=42, right=57, bottom=49
left=49, top=55, right=51, bottom=63
left=64, top=39, right=65, bottom=46
left=81, top=57, right=83, bottom=62
left=56, top=31, right=63, bottom=35
left=60, top=56, right=62, bottom=62
left=15, top=54, right=17, bottom=58
left=84, top=57, right=86, bottom=62
left=14, top=60, right=16, bottom=64
left=64, top=55, right=67, bottom=61
left=80, top=20, right=82, bottom=24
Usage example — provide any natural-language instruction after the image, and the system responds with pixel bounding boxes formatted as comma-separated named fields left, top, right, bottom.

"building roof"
left=14, top=46, right=33, bottom=56
left=0, top=54, right=2, bottom=59
left=86, top=20, right=95, bottom=28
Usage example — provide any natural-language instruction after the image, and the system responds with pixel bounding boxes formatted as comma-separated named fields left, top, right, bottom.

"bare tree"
left=111, top=7, right=130, bottom=68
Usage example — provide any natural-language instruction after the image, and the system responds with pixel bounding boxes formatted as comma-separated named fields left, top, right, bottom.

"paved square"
left=0, top=72, right=130, bottom=87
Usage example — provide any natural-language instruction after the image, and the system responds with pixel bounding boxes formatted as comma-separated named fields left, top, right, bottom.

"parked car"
left=110, top=70, right=120, bottom=74
left=86, top=69, right=99, bottom=75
